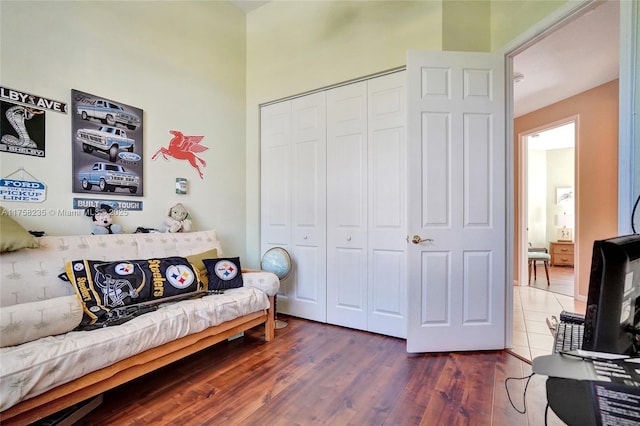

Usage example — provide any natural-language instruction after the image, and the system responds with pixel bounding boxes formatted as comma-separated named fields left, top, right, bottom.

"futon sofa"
left=0, top=229, right=279, bottom=425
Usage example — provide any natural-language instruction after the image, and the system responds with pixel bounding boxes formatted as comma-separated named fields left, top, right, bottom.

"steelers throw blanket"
left=65, top=256, right=201, bottom=327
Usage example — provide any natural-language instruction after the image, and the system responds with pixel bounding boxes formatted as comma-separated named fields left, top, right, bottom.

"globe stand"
left=274, top=295, right=288, bottom=329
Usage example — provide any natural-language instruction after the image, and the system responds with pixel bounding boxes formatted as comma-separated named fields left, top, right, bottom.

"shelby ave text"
left=0, top=87, right=68, bottom=114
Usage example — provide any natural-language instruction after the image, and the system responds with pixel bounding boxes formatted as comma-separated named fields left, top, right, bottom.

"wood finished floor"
left=527, top=265, right=575, bottom=297
left=73, top=317, right=564, bottom=426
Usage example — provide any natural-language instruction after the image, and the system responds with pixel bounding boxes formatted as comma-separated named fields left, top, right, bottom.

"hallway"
left=511, top=266, right=585, bottom=362
left=527, top=264, right=574, bottom=297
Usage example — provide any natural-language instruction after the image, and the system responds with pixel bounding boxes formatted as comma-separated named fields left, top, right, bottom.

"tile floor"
left=511, top=284, right=586, bottom=362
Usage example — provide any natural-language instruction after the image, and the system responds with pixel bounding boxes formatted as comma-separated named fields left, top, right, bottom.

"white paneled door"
left=326, top=72, right=407, bottom=338
left=289, top=93, right=327, bottom=322
left=406, top=51, right=506, bottom=352
left=367, top=72, right=407, bottom=338
left=326, top=81, right=369, bottom=331
left=261, top=72, right=406, bottom=336
left=260, top=100, right=293, bottom=298
left=261, top=93, right=327, bottom=323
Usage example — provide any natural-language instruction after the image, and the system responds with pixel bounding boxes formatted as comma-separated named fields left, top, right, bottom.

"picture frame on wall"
left=0, top=101, right=46, bottom=157
left=71, top=90, right=143, bottom=196
left=556, top=187, right=573, bottom=205
left=557, top=227, right=573, bottom=242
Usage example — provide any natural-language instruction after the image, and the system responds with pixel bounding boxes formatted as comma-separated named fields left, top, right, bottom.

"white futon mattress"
left=0, top=286, right=269, bottom=411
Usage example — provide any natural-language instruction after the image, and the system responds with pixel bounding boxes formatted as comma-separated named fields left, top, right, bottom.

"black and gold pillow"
left=64, top=256, right=201, bottom=327
left=186, top=248, right=218, bottom=288
left=203, top=257, right=244, bottom=291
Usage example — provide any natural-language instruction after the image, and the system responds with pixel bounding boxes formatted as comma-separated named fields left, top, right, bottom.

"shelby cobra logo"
left=214, top=260, right=238, bottom=281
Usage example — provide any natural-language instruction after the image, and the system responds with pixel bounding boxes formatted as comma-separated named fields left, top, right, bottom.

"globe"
left=261, top=247, right=292, bottom=280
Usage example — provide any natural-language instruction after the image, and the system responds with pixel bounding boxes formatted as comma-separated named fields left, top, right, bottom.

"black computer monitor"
left=582, top=234, right=640, bottom=356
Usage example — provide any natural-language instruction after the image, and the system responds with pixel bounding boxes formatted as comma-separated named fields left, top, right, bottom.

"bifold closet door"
left=326, top=71, right=407, bottom=338
left=288, top=92, right=327, bottom=322
left=367, top=71, right=407, bottom=338
left=326, top=81, right=369, bottom=330
left=261, top=93, right=327, bottom=322
left=260, top=101, right=293, bottom=307
left=261, top=73, right=404, bottom=334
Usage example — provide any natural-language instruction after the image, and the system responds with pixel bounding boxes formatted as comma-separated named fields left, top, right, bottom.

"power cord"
left=544, top=402, right=550, bottom=426
left=504, top=372, right=535, bottom=414
left=632, top=193, right=639, bottom=234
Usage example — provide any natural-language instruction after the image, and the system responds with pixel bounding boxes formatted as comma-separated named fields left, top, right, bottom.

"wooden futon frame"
left=0, top=297, right=275, bottom=425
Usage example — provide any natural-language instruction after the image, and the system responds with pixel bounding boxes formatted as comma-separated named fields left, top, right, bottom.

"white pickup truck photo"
left=77, top=99, right=140, bottom=130
left=78, top=162, right=139, bottom=193
left=76, top=126, right=135, bottom=162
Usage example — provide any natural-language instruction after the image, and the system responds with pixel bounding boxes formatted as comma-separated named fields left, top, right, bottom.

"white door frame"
left=517, top=117, right=579, bottom=296
left=500, top=0, right=636, bottom=348
left=618, top=0, right=639, bottom=235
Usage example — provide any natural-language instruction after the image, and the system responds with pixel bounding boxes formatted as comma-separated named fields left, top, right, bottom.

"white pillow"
left=0, top=296, right=83, bottom=347
left=241, top=271, right=280, bottom=296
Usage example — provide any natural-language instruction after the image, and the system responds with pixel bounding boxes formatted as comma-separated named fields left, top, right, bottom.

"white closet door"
left=289, top=92, right=327, bottom=322
left=260, top=101, right=293, bottom=303
left=367, top=71, right=407, bottom=338
left=260, top=72, right=405, bottom=334
left=326, top=81, right=368, bottom=330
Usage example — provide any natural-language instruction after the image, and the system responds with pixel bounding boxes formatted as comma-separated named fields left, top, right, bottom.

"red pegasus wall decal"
left=151, top=130, right=208, bottom=179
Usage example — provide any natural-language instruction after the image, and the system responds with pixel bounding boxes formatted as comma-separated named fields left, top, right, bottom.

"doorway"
left=505, top=0, right=631, bottom=360
left=522, top=120, right=576, bottom=298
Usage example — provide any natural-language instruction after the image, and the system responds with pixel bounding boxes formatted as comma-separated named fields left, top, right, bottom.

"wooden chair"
left=528, top=249, right=551, bottom=286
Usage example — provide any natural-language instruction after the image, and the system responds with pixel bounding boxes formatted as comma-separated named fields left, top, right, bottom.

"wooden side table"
left=550, top=241, right=574, bottom=267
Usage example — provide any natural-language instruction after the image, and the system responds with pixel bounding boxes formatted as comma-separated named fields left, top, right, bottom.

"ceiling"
left=527, top=122, right=575, bottom=151
left=513, top=0, right=619, bottom=117
left=230, top=1, right=620, bottom=119
left=229, top=0, right=269, bottom=13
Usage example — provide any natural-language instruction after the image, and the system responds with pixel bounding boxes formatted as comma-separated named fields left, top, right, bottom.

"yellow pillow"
left=186, top=248, right=218, bottom=289
left=0, top=207, right=39, bottom=253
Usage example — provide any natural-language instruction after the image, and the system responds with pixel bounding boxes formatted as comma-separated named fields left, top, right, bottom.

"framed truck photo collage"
left=71, top=89, right=143, bottom=197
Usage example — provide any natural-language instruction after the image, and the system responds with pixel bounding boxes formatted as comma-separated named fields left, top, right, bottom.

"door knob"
left=411, top=235, right=433, bottom=244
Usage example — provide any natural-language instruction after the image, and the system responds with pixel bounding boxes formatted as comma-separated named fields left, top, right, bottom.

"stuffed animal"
left=85, top=204, right=123, bottom=235
left=165, top=203, right=192, bottom=233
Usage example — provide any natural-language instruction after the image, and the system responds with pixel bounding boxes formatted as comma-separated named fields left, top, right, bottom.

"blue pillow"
left=203, top=257, right=244, bottom=290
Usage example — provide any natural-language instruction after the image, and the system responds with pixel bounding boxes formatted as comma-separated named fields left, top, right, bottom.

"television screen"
left=582, top=234, right=640, bottom=356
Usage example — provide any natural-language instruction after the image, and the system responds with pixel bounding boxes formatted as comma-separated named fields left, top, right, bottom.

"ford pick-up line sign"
left=71, top=90, right=143, bottom=197
left=0, top=178, right=46, bottom=203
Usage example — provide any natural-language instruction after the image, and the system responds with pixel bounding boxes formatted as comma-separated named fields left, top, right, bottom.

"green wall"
left=2, top=0, right=635, bottom=266
left=490, top=0, right=569, bottom=50
left=443, top=0, right=490, bottom=51
left=0, top=1, right=248, bottom=256
left=243, top=0, right=578, bottom=266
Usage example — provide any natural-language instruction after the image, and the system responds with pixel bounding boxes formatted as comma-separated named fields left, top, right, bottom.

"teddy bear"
left=164, top=203, right=192, bottom=233
left=85, top=204, right=123, bottom=235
